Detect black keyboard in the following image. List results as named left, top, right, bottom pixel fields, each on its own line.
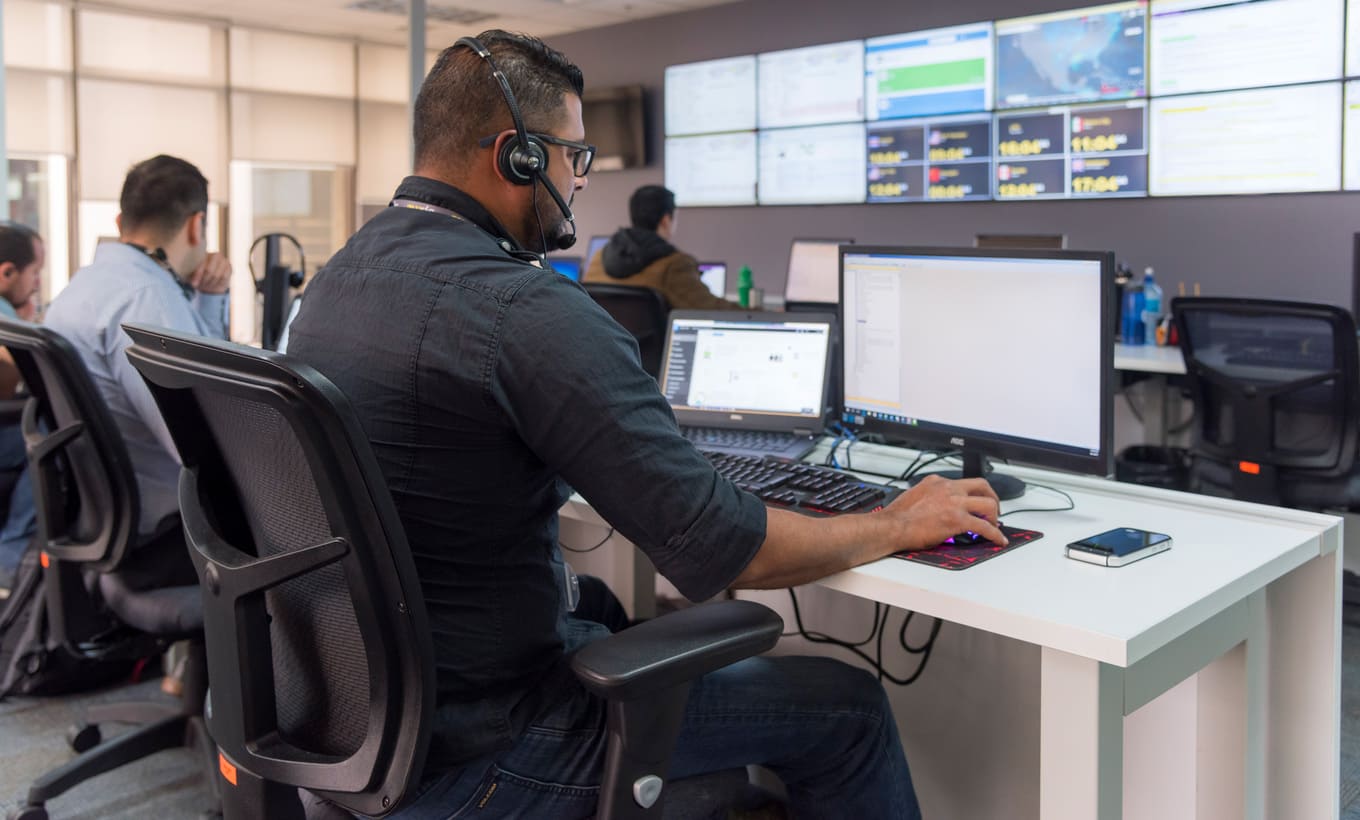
left=684, top=427, right=801, bottom=453
left=703, top=451, right=900, bottom=516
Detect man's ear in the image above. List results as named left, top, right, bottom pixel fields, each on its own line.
left=185, top=211, right=205, bottom=247
left=0, top=262, right=14, bottom=280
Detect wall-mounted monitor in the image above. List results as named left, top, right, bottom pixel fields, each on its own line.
left=867, top=113, right=994, bottom=202
left=758, top=123, right=867, bottom=205
left=1349, top=0, right=1360, bottom=77
left=1149, top=0, right=1343, bottom=97
left=995, top=100, right=1148, bottom=199
left=583, top=85, right=646, bottom=171
left=665, top=132, right=758, bottom=206
left=664, top=55, right=757, bottom=136
left=1150, top=83, right=1342, bottom=196
left=1346, top=81, right=1360, bottom=191
left=864, top=23, right=994, bottom=120
left=758, top=40, right=866, bottom=129
left=995, top=1, right=1147, bottom=109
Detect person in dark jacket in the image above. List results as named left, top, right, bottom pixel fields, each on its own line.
left=583, top=185, right=742, bottom=310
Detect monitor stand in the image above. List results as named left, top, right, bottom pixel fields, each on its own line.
left=909, top=451, right=1026, bottom=501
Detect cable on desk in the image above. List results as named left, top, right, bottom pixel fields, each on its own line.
left=787, top=588, right=939, bottom=686
left=899, top=450, right=961, bottom=482
left=1001, top=483, right=1075, bottom=517
left=561, top=527, right=615, bottom=553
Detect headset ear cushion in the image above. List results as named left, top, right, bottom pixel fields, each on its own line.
left=499, top=135, right=548, bottom=185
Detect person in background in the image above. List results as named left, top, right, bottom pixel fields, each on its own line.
left=0, top=222, right=44, bottom=589
left=45, top=154, right=230, bottom=548
left=583, top=184, right=744, bottom=310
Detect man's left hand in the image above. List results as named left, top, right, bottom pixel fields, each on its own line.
left=188, top=252, right=231, bottom=294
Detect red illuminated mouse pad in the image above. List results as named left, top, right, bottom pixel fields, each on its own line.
left=894, top=525, right=1043, bottom=570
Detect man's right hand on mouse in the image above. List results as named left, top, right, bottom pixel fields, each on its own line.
left=886, top=474, right=1007, bottom=549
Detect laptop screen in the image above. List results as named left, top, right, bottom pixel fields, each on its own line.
left=698, top=262, right=727, bottom=298
left=548, top=257, right=582, bottom=280
left=661, top=313, right=832, bottom=422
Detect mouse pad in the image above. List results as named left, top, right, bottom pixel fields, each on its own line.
left=893, top=525, right=1043, bottom=570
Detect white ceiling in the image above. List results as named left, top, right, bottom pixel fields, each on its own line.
left=81, top=0, right=740, bottom=45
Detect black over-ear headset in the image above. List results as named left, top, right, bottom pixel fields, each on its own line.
left=456, top=36, right=578, bottom=251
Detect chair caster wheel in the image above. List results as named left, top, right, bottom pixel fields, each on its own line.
left=67, top=722, right=101, bottom=753
left=8, top=805, right=49, bottom=820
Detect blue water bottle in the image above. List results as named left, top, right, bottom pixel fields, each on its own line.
left=1141, top=267, right=1163, bottom=346
left=1121, top=284, right=1145, bottom=345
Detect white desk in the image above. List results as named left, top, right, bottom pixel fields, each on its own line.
left=1114, top=343, right=1186, bottom=375
left=560, top=441, right=1341, bottom=820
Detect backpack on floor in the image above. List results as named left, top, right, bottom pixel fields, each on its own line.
left=0, top=545, right=138, bottom=699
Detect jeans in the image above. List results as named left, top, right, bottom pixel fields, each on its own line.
left=0, top=424, right=34, bottom=578
left=390, top=580, right=920, bottom=820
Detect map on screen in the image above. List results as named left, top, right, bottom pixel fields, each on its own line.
left=996, top=2, right=1147, bottom=108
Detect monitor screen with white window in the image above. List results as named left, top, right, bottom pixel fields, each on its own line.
left=665, top=132, right=757, bottom=207
left=664, top=55, right=757, bottom=136
left=757, top=41, right=865, bottom=129
left=785, top=238, right=854, bottom=305
left=840, top=246, right=1113, bottom=490
left=757, top=123, right=867, bottom=205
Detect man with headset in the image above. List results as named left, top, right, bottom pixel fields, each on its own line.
left=288, top=29, right=1002, bottom=818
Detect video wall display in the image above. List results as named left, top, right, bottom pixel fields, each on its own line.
left=664, top=0, right=1360, bottom=206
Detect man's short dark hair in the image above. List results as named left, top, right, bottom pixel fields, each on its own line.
left=0, top=222, right=39, bottom=271
left=414, top=30, right=585, bottom=172
left=119, top=155, right=208, bottom=238
left=630, top=186, right=676, bottom=232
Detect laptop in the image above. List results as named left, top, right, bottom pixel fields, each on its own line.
left=784, top=238, right=853, bottom=311
left=586, top=235, right=609, bottom=267
left=547, top=256, right=583, bottom=281
left=698, top=262, right=727, bottom=299
left=661, top=310, right=836, bottom=460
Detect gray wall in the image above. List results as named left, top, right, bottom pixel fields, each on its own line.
left=547, top=0, right=1359, bottom=305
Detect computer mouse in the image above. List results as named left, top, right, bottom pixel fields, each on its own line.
left=949, top=530, right=986, bottom=546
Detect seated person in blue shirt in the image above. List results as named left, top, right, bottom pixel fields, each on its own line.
left=0, top=222, right=45, bottom=587
left=288, top=30, right=1003, bottom=820
left=45, top=155, right=231, bottom=554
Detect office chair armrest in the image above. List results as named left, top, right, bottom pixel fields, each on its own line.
left=571, top=599, right=782, bottom=702
left=0, top=397, right=26, bottom=425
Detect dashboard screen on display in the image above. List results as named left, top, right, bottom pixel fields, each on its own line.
left=864, top=23, right=994, bottom=120
left=1350, top=0, right=1360, bottom=77
left=995, top=101, right=1148, bottom=199
left=995, top=1, right=1148, bottom=109
left=664, top=55, right=757, bottom=136
left=867, top=113, right=994, bottom=202
left=1346, top=81, right=1360, bottom=191
left=758, top=123, right=868, bottom=205
left=758, top=40, right=865, bottom=128
left=1149, top=0, right=1343, bottom=97
left=1150, top=83, right=1342, bottom=196
left=665, top=133, right=757, bottom=206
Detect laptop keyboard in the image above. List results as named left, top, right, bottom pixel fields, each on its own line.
left=703, top=451, right=898, bottom=516
left=683, top=427, right=801, bottom=453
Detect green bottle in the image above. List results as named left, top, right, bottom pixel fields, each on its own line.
left=738, top=265, right=754, bottom=308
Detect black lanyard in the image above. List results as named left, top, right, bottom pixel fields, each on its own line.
left=123, top=243, right=195, bottom=300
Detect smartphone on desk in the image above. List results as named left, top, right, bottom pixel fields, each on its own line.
left=1066, top=527, right=1171, bottom=567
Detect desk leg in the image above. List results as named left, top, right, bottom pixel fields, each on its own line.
left=1193, top=590, right=1265, bottom=820
left=1265, top=550, right=1341, bottom=820
left=1041, top=647, right=1123, bottom=820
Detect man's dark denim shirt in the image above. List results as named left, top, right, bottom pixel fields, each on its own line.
left=287, top=176, right=766, bottom=770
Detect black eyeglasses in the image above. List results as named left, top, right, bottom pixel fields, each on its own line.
left=478, top=132, right=596, bottom=177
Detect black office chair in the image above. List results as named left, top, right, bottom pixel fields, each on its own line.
left=1172, top=297, right=1360, bottom=508
left=583, top=284, right=670, bottom=379
left=122, top=323, right=784, bottom=820
left=0, top=317, right=213, bottom=820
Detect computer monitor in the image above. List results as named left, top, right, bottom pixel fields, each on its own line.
left=784, top=238, right=854, bottom=308
left=840, top=246, right=1113, bottom=499
left=548, top=257, right=583, bottom=281
left=698, top=262, right=727, bottom=299
left=586, top=235, right=609, bottom=268
left=974, top=233, right=1067, bottom=250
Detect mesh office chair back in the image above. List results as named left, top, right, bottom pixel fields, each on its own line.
left=1173, top=297, right=1360, bottom=506
left=123, top=323, right=434, bottom=819
left=583, top=283, right=671, bottom=379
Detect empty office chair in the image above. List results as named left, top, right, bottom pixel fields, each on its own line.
left=122, top=323, right=783, bottom=819
left=583, top=283, right=670, bottom=379
left=0, top=317, right=212, bottom=820
left=1172, top=297, right=1360, bottom=508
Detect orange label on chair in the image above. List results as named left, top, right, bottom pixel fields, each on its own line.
left=218, top=753, right=238, bottom=786
left=1238, top=461, right=1261, bottom=475
left=39, top=552, right=48, bottom=568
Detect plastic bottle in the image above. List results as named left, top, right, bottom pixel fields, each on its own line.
left=1141, top=267, right=1163, bottom=346
left=1120, top=281, right=1145, bottom=345
left=738, top=265, right=754, bottom=308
